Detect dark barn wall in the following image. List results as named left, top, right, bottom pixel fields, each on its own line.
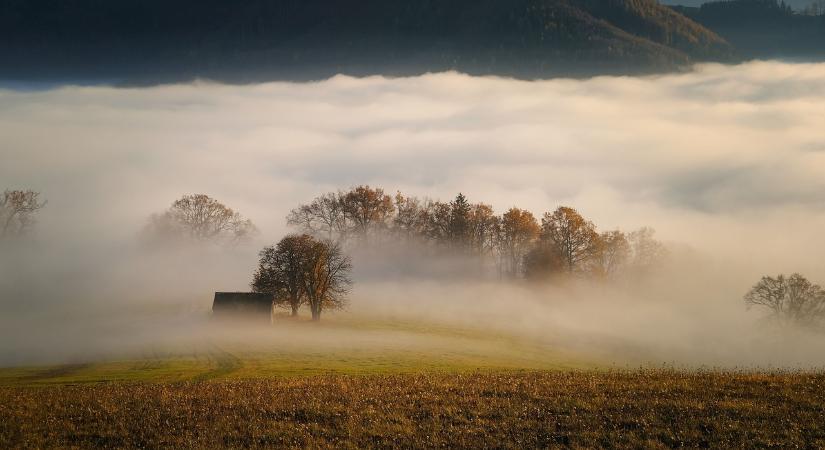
left=212, top=292, right=274, bottom=323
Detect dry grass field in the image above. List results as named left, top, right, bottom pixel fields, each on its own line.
left=2, top=370, right=825, bottom=448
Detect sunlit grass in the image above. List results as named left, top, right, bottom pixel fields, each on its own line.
left=0, top=314, right=592, bottom=386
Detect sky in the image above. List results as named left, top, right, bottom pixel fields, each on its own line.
left=1, top=60, right=825, bottom=367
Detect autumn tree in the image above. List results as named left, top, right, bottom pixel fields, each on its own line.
left=523, top=244, right=564, bottom=280
left=145, top=194, right=256, bottom=244
left=540, top=206, right=601, bottom=274
left=468, top=203, right=499, bottom=257
left=299, top=238, right=353, bottom=321
left=498, top=208, right=540, bottom=277
left=252, top=235, right=315, bottom=316
left=0, top=189, right=46, bottom=238
left=592, top=230, right=631, bottom=278
left=341, top=186, right=394, bottom=243
left=744, top=274, right=825, bottom=326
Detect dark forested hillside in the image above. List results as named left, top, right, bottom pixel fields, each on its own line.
left=671, top=0, right=825, bottom=58
left=0, top=0, right=732, bottom=83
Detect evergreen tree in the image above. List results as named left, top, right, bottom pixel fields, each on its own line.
left=449, top=193, right=471, bottom=250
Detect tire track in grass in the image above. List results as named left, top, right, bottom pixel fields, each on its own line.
left=193, top=343, right=242, bottom=381
left=15, top=363, right=93, bottom=384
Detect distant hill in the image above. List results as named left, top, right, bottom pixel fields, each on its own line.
left=0, top=0, right=733, bottom=83
left=662, top=0, right=813, bottom=10
left=670, top=0, right=825, bottom=58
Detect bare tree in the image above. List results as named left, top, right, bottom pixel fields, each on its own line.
left=252, top=235, right=315, bottom=316
left=744, top=274, right=825, bottom=326
left=145, top=194, right=255, bottom=244
left=540, top=207, right=600, bottom=274
left=1, top=189, right=46, bottom=238
left=299, top=238, right=353, bottom=321
left=498, top=208, right=540, bottom=277
left=287, top=192, right=347, bottom=241
left=392, top=192, right=429, bottom=242
left=628, top=227, right=667, bottom=271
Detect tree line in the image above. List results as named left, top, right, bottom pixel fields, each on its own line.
left=9, top=187, right=824, bottom=327
left=287, top=185, right=667, bottom=280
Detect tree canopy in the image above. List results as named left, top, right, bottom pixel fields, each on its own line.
left=288, top=186, right=667, bottom=281
left=252, top=234, right=352, bottom=321
left=0, top=189, right=46, bottom=238
left=744, top=273, right=825, bottom=327
left=144, top=194, right=256, bottom=245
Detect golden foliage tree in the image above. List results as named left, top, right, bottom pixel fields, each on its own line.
left=540, top=206, right=601, bottom=274
left=499, top=208, right=540, bottom=277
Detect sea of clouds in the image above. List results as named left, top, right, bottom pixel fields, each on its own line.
left=1, top=61, right=824, bottom=367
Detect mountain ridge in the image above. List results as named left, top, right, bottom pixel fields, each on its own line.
left=0, top=0, right=734, bottom=83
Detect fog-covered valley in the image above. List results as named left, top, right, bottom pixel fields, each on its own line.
left=2, top=61, right=825, bottom=368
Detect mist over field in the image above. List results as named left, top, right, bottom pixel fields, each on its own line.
left=2, top=61, right=825, bottom=368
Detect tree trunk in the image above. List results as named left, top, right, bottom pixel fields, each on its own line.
left=291, top=303, right=299, bottom=317
left=310, top=302, right=321, bottom=321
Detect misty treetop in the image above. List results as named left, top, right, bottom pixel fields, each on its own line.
left=142, top=194, right=256, bottom=246
left=0, top=189, right=46, bottom=239
left=745, top=273, right=825, bottom=327
left=288, top=186, right=667, bottom=281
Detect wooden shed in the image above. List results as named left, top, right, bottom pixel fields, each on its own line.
left=212, top=292, right=274, bottom=323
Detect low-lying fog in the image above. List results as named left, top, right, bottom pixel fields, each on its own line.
left=1, top=61, right=824, bottom=368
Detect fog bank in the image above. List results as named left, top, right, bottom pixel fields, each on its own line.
left=1, top=61, right=825, bottom=368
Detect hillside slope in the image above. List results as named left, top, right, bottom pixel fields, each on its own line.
left=672, top=0, right=825, bottom=58
left=0, top=0, right=733, bottom=83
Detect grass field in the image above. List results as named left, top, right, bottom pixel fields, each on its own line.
left=2, top=315, right=825, bottom=448
left=0, top=314, right=591, bottom=386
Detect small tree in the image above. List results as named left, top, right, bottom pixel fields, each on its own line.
left=744, top=273, right=825, bottom=327
left=1, top=189, right=46, bottom=238
left=252, top=235, right=314, bottom=316
left=252, top=234, right=352, bottom=321
left=299, top=238, right=353, bottom=321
